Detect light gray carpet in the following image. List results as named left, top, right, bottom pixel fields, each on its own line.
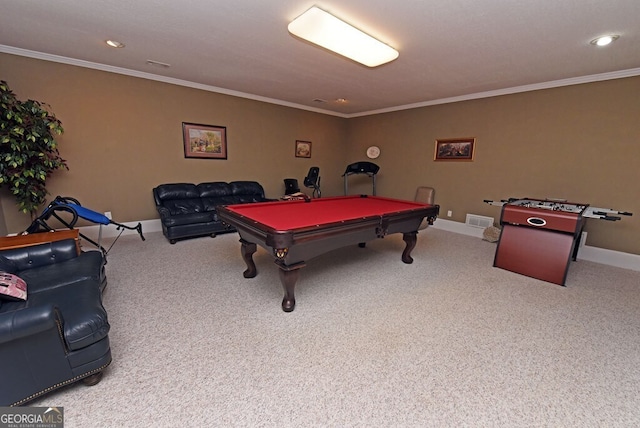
left=31, top=228, right=640, bottom=427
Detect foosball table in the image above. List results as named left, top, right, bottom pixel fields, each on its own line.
left=484, top=198, right=632, bottom=285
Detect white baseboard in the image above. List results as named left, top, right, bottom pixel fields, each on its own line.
left=75, top=217, right=638, bottom=272
left=78, top=219, right=162, bottom=242
left=431, top=218, right=486, bottom=239
left=576, top=245, right=640, bottom=271
left=430, top=218, right=640, bottom=272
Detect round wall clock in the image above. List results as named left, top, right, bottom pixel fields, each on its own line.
left=366, top=145, right=380, bottom=159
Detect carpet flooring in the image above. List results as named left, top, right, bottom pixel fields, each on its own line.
left=30, top=228, right=640, bottom=427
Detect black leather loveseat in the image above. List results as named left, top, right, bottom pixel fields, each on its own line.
left=0, top=231, right=111, bottom=406
left=153, top=181, right=272, bottom=244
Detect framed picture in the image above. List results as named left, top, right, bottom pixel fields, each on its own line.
left=295, top=140, right=312, bottom=158
left=182, top=122, right=227, bottom=159
left=434, top=138, right=475, bottom=161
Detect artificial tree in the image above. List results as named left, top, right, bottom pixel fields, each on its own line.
left=0, top=80, right=68, bottom=220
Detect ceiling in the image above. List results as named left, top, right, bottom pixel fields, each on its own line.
left=1, top=0, right=639, bottom=117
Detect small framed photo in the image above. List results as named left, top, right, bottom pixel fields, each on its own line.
left=434, top=138, right=475, bottom=161
left=183, top=122, right=227, bottom=159
left=295, top=140, right=312, bottom=158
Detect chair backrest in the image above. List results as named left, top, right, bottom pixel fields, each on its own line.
left=284, top=178, right=300, bottom=195
left=415, top=186, right=435, bottom=230
left=415, top=186, right=435, bottom=205
left=303, top=167, right=320, bottom=188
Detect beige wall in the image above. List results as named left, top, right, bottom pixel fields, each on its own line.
left=346, top=79, right=640, bottom=254
left=1, top=53, right=638, bottom=254
left=0, top=53, right=348, bottom=230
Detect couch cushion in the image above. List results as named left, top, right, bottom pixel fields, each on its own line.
left=230, top=181, right=264, bottom=197
left=162, top=198, right=205, bottom=216
left=197, top=183, right=237, bottom=211
left=230, top=181, right=267, bottom=203
left=17, top=251, right=105, bottom=294
left=197, top=182, right=232, bottom=198
left=201, top=196, right=239, bottom=211
left=0, top=256, right=18, bottom=274
left=161, top=212, right=214, bottom=227
left=0, top=239, right=80, bottom=272
left=154, top=183, right=199, bottom=200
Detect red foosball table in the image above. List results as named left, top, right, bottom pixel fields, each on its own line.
left=484, top=198, right=632, bottom=286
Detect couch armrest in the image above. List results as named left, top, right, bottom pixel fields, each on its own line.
left=0, top=304, right=60, bottom=345
left=156, top=205, right=172, bottom=220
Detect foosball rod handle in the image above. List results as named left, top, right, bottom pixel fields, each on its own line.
left=592, top=209, right=633, bottom=217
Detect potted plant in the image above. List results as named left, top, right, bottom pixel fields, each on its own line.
left=0, top=80, right=68, bottom=220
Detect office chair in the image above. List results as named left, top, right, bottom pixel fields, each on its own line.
left=284, top=178, right=301, bottom=195
left=303, top=167, right=321, bottom=198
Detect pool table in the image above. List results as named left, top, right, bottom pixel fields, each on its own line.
left=217, top=195, right=439, bottom=312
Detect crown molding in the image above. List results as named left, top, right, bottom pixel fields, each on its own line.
left=348, top=67, right=640, bottom=118
left=0, top=45, right=347, bottom=118
left=2, top=44, right=640, bottom=119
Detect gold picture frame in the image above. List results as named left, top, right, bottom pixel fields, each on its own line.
left=295, top=140, right=312, bottom=158
left=434, top=138, right=475, bottom=161
left=183, top=122, right=227, bottom=159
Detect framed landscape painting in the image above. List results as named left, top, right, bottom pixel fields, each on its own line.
left=434, top=138, right=475, bottom=161
left=183, top=122, right=227, bottom=159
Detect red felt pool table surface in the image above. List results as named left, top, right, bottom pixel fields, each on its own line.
left=222, top=195, right=429, bottom=230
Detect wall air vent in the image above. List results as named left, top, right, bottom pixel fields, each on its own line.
left=465, top=214, right=495, bottom=229
left=146, top=60, right=171, bottom=68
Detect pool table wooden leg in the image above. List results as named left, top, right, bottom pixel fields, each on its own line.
left=402, top=232, right=417, bottom=264
left=277, top=262, right=305, bottom=312
left=240, top=239, right=258, bottom=278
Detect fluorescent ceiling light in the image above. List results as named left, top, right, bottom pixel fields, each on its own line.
left=288, top=6, right=399, bottom=67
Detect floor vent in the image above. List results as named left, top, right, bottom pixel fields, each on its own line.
left=465, top=214, right=495, bottom=229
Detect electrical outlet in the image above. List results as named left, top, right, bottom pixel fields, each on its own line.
left=104, top=211, right=112, bottom=220
left=447, top=210, right=452, bottom=217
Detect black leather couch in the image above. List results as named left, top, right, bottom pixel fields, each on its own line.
left=0, top=235, right=111, bottom=406
left=153, top=181, right=272, bottom=244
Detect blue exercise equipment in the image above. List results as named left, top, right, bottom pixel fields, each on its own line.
left=26, top=196, right=145, bottom=254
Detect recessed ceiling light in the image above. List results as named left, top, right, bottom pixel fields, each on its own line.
left=106, top=40, right=125, bottom=48
left=590, top=35, right=619, bottom=47
left=336, top=98, right=348, bottom=103
left=288, top=6, right=399, bottom=67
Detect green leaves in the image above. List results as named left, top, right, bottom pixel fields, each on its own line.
left=0, top=80, right=67, bottom=218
